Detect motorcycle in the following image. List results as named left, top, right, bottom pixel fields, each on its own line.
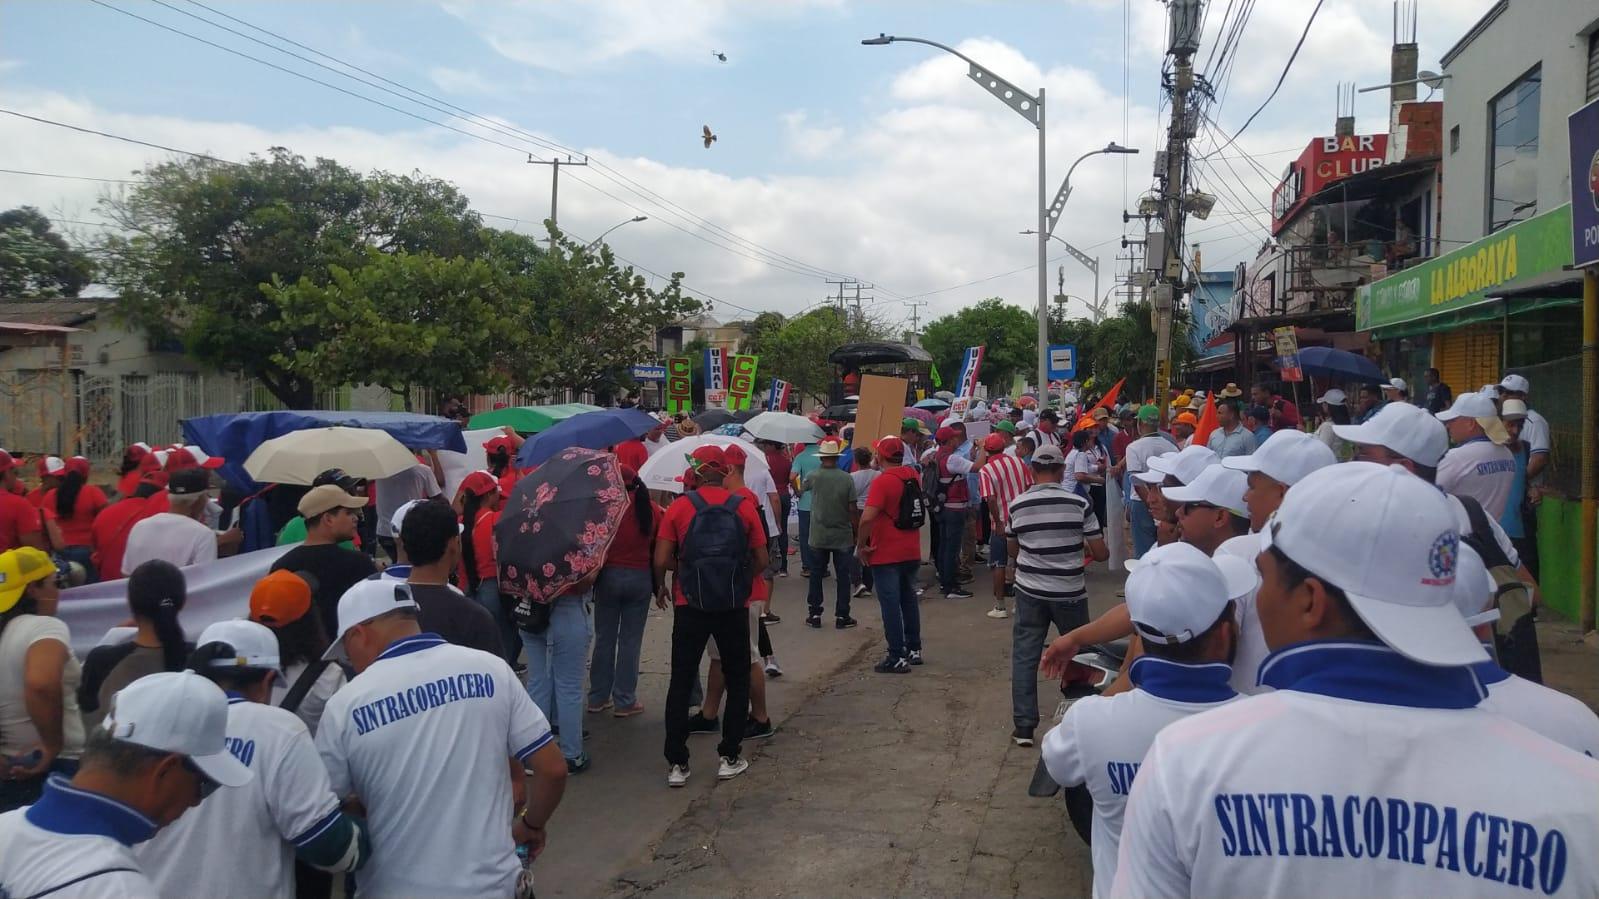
left=1026, top=640, right=1129, bottom=845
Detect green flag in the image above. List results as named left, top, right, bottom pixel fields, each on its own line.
left=930, top=361, right=943, bottom=388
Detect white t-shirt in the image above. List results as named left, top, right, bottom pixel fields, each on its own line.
left=316, top=634, right=552, bottom=898
left=121, top=512, right=217, bottom=572
left=0, top=615, right=84, bottom=758
left=643, top=434, right=671, bottom=458
left=1122, top=435, right=1177, bottom=504
left=1043, top=658, right=1240, bottom=899
left=1438, top=438, right=1516, bottom=519
left=1476, top=664, right=1599, bottom=758
left=1071, top=444, right=1105, bottom=486
left=1521, top=409, right=1551, bottom=456
left=740, top=467, right=781, bottom=536
left=269, top=660, right=348, bottom=736
left=1216, top=532, right=1270, bottom=695
left=139, top=698, right=342, bottom=899
left=1111, top=642, right=1599, bottom=898
left=0, top=779, right=160, bottom=898
left=375, top=464, right=442, bottom=538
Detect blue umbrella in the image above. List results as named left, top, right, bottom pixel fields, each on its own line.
left=1291, top=346, right=1385, bottom=385
left=516, top=407, right=662, bottom=468
left=913, top=397, right=951, bottom=410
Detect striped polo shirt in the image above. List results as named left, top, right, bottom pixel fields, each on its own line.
left=1007, top=482, right=1102, bottom=601
left=979, top=454, right=1032, bottom=527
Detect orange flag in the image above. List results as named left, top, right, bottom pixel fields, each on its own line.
left=1073, top=376, right=1128, bottom=432
left=1191, top=392, right=1220, bottom=447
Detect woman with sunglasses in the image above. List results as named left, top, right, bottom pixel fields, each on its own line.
left=0, top=547, right=83, bottom=811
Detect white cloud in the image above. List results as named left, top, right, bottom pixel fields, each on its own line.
left=0, top=59, right=21, bottom=73
left=781, top=110, right=842, bottom=159
left=440, top=0, right=842, bottom=73
left=428, top=66, right=503, bottom=96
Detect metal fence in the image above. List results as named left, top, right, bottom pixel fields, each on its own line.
left=1505, top=354, right=1581, bottom=498
left=0, top=370, right=594, bottom=469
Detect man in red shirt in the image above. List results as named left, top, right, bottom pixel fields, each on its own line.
left=653, top=445, right=769, bottom=787
left=854, top=437, right=927, bottom=674
left=89, top=474, right=165, bottom=579
left=0, top=450, right=46, bottom=552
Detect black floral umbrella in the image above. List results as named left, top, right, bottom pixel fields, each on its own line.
left=495, top=447, right=627, bottom=627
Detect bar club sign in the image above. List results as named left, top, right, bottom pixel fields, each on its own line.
left=1271, top=134, right=1389, bottom=233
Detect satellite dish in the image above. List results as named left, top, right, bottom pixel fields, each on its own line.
left=1418, top=70, right=1445, bottom=90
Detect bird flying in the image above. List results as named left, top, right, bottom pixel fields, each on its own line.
left=702, top=125, right=717, bottom=149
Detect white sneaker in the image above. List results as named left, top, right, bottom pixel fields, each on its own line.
left=852, top=584, right=871, bottom=597
left=986, top=606, right=1010, bottom=619
left=763, top=656, right=784, bottom=678
left=717, top=755, right=749, bottom=780
left=667, top=764, right=690, bottom=788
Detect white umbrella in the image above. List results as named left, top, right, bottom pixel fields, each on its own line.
left=743, top=411, right=824, bottom=445
left=244, top=426, right=417, bottom=485
left=638, top=434, right=771, bottom=494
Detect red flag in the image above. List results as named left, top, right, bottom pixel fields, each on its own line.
left=1090, top=377, right=1126, bottom=413
left=1191, top=392, right=1220, bottom=447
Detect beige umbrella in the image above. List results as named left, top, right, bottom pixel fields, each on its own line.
left=244, top=427, right=417, bottom=486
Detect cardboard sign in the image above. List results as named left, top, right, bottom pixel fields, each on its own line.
left=855, top=374, right=909, bottom=451
left=1273, top=326, right=1303, bottom=382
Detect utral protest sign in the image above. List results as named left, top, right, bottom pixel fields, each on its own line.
left=1571, top=98, right=1599, bottom=269
left=1356, top=204, right=1573, bottom=331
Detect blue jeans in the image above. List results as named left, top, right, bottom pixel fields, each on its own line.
left=872, top=559, right=922, bottom=659
left=1011, top=590, right=1088, bottom=729
left=807, top=547, right=853, bottom=619
left=1129, top=500, right=1157, bottom=559
left=589, top=567, right=651, bottom=709
left=474, top=579, right=519, bottom=665
left=796, top=509, right=818, bottom=573
left=521, top=593, right=593, bottom=761
left=776, top=494, right=792, bottom=570
left=935, top=508, right=966, bottom=592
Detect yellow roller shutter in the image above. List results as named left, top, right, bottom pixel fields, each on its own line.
left=1431, top=324, right=1501, bottom=395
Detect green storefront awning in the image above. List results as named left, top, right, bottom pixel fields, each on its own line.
left=1356, top=204, right=1574, bottom=333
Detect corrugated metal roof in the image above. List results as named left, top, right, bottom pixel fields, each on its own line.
left=0, top=299, right=100, bottom=327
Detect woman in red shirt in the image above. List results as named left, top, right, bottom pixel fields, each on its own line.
left=43, top=458, right=108, bottom=582
left=458, top=470, right=515, bottom=666
left=587, top=465, right=660, bottom=718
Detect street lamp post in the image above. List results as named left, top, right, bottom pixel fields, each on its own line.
left=585, top=215, right=648, bottom=251
left=861, top=32, right=1051, bottom=392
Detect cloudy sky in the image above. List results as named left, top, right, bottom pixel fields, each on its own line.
left=1, top=0, right=1496, bottom=332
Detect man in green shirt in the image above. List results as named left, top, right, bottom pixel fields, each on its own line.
left=804, top=438, right=858, bottom=629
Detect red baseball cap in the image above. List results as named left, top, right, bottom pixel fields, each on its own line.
left=0, top=450, right=18, bottom=472
left=688, top=445, right=729, bottom=473
left=874, top=436, right=905, bottom=459
left=460, top=470, right=500, bottom=497
left=67, top=456, right=90, bottom=478
left=935, top=426, right=957, bottom=443
left=722, top=444, right=748, bottom=466
left=166, top=446, right=224, bottom=471
left=483, top=435, right=516, bottom=455
left=37, top=456, right=67, bottom=478
left=983, top=434, right=1006, bottom=452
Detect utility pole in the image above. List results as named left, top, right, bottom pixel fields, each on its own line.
left=826, top=278, right=855, bottom=315
left=904, top=300, right=929, bottom=344
left=1153, top=0, right=1203, bottom=404
left=526, top=154, right=588, bottom=253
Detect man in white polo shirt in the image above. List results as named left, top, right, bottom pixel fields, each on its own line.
left=1042, top=542, right=1254, bottom=898
left=1497, top=374, right=1550, bottom=482
left=1112, top=463, right=1599, bottom=897
left=139, top=619, right=368, bottom=897
left=1450, top=544, right=1599, bottom=757
left=315, top=578, right=568, bottom=898
left=0, top=671, right=252, bottom=898
left=1217, top=429, right=1337, bottom=692
left=1435, top=392, right=1516, bottom=518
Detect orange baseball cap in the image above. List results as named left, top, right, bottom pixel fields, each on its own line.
left=249, top=570, right=313, bottom=626
left=1175, top=412, right=1199, bottom=426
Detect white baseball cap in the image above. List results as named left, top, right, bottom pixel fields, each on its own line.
left=1477, top=384, right=1500, bottom=399
left=1385, top=377, right=1408, bottom=394
left=1138, top=444, right=1219, bottom=486
left=323, top=577, right=419, bottom=662
left=195, top=619, right=283, bottom=677
left=390, top=498, right=461, bottom=539
left=1450, top=543, right=1501, bottom=629
left=1498, top=373, right=1530, bottom=394
left=1315, top=388, right=1347, bottom=406
left=1159, top=464, right=1248, bottom=517
left=1435, top=392, right=1510, bottom=444
left=1500, top=398, right=1529, bottom=420
left=102, top=671, right=254, bottom=788
left=1222, top=429, right=1337, bottom=487
left=1331, top=401, right=1449, bottom=467
left=1260, top=462, right=1487, bottom=666
left=1123, top=542, right=1258, bottom=645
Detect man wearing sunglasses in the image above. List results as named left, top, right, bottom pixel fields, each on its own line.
left=0, top=671, right=251, bottom=897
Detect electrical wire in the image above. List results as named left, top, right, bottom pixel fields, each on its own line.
left=1202, top=0, right=1325, bottom=160
left=0, top=167, right=138, bottom=184
left=0, top=108, right=239, bottom=165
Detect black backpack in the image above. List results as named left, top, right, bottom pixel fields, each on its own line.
left=919, top=459, right=947, bottom=515
left=893, top=475, right=928, bottom=530
left=678, top=492, right=754, bottom=612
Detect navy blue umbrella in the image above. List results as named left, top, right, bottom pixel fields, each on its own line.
left=516, top=407, right=662, bottom=468
left=1289, top=346, right=1385, bottom=385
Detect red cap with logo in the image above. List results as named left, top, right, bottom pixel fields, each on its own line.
left=688, top=445, right=729, bottom=473
left=166, top=446, right=224, bottom=471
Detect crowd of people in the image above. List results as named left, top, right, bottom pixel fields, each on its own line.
left=0, top=363, right=1590, bottom=896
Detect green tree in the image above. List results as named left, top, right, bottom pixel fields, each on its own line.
left=760, top=307, right=891, bottom=407
left=262, top=251, right=515, bottom=408
left=504, top=228, right=701, bottom=401
left=96, top=148, right=485, bottom=406
left=920, top=298, right=1038, bottom=395
left=1083, top=298, right=1194, bottom=400
left=0, top=207, right=95, bottom=297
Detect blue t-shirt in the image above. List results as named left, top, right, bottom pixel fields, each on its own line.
left=1500, top=444, right=1528, bottom=538
left=1252, top=425, right=1273, bottom=448
left=792, top=445, right=821, bottom=512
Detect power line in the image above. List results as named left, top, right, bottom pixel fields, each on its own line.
left=0, top=108, right=238, bottom=165
left=1201, top=0, right=1324, bottom=160
left=0, top=167, right=138, bottom=184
